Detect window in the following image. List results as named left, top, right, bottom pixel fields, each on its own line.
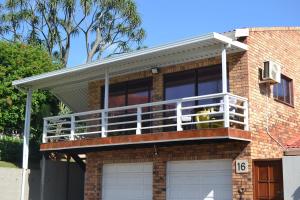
left=102, top=78, right=152, bottom=108
left=101, top=78, right=152, bottom=135
left=164, top=65, right=224, bottom=102
left=163, top=65, right=225, bottom=131
left=273, top=75, right=293, bottom=106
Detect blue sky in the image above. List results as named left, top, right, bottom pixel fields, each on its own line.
left=67, top=0, right=300, bottom=67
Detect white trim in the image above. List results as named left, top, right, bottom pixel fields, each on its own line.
left=12, top=32, right=247, bottom=89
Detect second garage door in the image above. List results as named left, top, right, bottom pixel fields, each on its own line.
left=102, top=162, right=152, bottom=200
left=167, top=160, right=232, bottom=200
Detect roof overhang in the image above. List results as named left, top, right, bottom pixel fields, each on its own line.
left=12, top=32, right=248, bottom=112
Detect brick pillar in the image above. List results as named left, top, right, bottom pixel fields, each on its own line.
left=152, top=73, right=163, bottom=102
left=152, top=73, right=164, bottom=133
left=84, top=153, right=102, bottom=200
left=153, top=158, right=167, bottom=200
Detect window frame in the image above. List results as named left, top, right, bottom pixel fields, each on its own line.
left=273, top=74, right=294, bottom=107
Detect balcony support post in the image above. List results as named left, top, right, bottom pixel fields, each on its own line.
left=243, top=101, right=249, bottom=131
left=20, top=89, right=32, bottom=200
left=176, top=101, right=183, bottom=131
left=223, top=94, right=230, bottom=128
left=42, top=119, right=47, bottom=143
left=221, top=44, right=228, bottom=94
left=222, top=45, right=230, bottom=128
left=70, top=115, right=75, bottom=140
left=136, top=107, right=142, bottom=134
left=102, top=67, right=109, bottom=137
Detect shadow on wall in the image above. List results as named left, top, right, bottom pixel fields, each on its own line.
left=293, top=187, right=300, bottom=200
left=28, top=160, right=84, bottom=200
left=28, top=169, right=41, bottom=200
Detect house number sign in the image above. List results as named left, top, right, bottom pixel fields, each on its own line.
left=236, top=160, right=249, bottom=173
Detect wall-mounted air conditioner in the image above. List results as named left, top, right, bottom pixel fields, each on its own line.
left=262, top=61, right=281, bottom=84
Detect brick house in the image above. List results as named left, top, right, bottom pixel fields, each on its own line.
left=13, top=27, right=300, bottom=200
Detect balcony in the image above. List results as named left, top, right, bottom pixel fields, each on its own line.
left=41, top=93, right=250, bottom=150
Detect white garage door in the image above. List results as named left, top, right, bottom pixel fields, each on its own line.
left=167, top=160, right=232, bottom=200
left=102, top=162, right=153, bottom=200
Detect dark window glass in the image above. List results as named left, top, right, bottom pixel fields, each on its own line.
left=164, top=70, right=195, bottom=113
left=163, top=65, right=224, bottom=131
left=165, top=70, right=195, bottom=100
left=197, top=66, right=222, bottom=104
left=164, top=65, right=223, bottom=101
left=101, top=78, right=152, bottom=135
left=102, top=78, right=152, bottom=108
left=273, top=75, right=293, bottom=105
left=109, top=87, right=126, bottom=108
left=127, top=80, right=151, bottom=106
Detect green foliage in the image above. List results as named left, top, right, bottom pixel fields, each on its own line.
left=0, top=41, right=60, bottom=138
left=0, top=0, right=146, bottom=65
left=0, top=135, right=22, bottom=164
left=0, top=135, right=40, bottom=166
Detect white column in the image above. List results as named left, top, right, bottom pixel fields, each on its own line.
left=222, top=45, right=227, bottom=93
left=222, top=46, right=230, bottom=128
left=20, top=89, right=33, bottom=200
left=104, top=67, right=109, bottom=110
left=176, top=101, right=183, bottom=131
left=70, top=115, right=75, bottom=140
left=136, top=107, right=142, bottom=135
left=102, top=67, right=109, bottom=137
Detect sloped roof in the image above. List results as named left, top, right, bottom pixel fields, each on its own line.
left=12, top=32, right=248, bottom=112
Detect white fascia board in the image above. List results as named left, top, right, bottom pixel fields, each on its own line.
left=235, top=28, right=249, bottom=38
left=213, top=32, right=248, bottom=50
left=12, top=32, right=247, bottom=89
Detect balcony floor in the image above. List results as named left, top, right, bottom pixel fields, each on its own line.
left=40, top=128, right=251, bottom=151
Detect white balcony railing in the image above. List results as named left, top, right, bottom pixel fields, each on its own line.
left=42, top=93, right=249, bottom=143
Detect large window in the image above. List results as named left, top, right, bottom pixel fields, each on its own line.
left=163, top=65, right=225, bottom=131
left=102, top=78, right=152, bottom=108
left=101, top=78, right=152, bottom=135
left=164, top=65, right=224, bottom=101
left=273, top=75, right=293, bottom=106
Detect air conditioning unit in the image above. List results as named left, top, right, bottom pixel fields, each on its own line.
left=262, top=61, right=281, bottom=84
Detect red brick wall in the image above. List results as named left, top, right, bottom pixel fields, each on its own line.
left=87, top=52, right=249, bottom=109
left=247, top=28, right=300, bottom=158
left=84, top=141, right=252, bottom=200
left=85, top=43, right=251, bottom=200
left=84, top=27, right=300, bottom=200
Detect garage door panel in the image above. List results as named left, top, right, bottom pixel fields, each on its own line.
left=167, top=160, right=232, bottom=171
left=168, top=172, right=231, bottom=185
left=102, top=162, right=152, bottom=200
left=167, top=160, right=232, bottom=200
left=103, top=173, right=151, bottom=185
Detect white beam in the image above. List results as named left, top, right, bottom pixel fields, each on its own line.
left=20, top=89, right=33, bottom=200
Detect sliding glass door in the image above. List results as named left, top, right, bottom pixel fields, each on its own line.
left=102, top=78, right=152, bottom=135
left=164, top=65, right=224, bottom=131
